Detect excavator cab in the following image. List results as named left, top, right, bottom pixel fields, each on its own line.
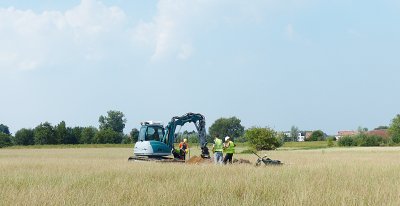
left=138, top=122, right=164, bottom=142
left=134, top=121, right=171, bottom=156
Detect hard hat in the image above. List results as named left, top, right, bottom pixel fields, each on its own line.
left=183, top=138, right=187, bottom=143
left=225, top=136, right=230, bottom=141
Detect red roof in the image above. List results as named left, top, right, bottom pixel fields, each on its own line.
left=338, top=131, right=358, bottom=136
left=367, top=130, right=389, bottom=138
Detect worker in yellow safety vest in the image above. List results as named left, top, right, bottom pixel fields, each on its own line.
left=223, top=136, right=235, bottom=164
left=212, top=134, right=223, bottom=164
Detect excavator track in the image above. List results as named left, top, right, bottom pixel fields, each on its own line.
left=128, top=156, right=185, bottom=163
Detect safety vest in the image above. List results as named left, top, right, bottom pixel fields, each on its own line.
left=225, top=141, right=235, bottom=154
left=214, top=138, right=223, bottom=152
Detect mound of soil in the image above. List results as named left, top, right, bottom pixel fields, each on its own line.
left=186, top=156, right=212, bottom=164
left=233, top=158, right=252, bottom=164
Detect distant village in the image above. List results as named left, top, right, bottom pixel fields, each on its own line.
left=283, top=128, right=388, bottom=142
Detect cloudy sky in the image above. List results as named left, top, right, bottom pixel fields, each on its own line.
left=1, top=0, right=400, bottom=134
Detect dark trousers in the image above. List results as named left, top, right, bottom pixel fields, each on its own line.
left=180, top=149, right=186, bottom=160
left=223, top=153, right=233, bottom=164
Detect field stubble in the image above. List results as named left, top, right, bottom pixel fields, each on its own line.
left=1, top=147, right=400, bottom=205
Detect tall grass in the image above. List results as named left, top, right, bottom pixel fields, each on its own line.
left=1, top=147, right=400, bottom=205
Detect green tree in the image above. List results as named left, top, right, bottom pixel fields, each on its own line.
left=374, top=126, right=389, bottom=130
left=80, top=127, right=98, bottom=144
left=13, top=128, right=34, bottom=145
left=389, top=114, right=400, bottom=143
left=94, top=128, right=123, bottom=144
left=338, top=136, right=357, bottom=146
left=34, top=122, right=56, bottom=145
left=307, top=130, right=325, bottom=141
left=0, top=124, right=10, bottom=135
left=122, top=134, right=132, bottom=144
left=209, top=117, right=244, bottom=141
left=187, top=133, right=199, bottom=143
left=244, top=127, right=283, bottom=150
left=64, top=127, right=82, bottom=144
left=99, top=110, right=127, bottom=133
left=290, top=125, right=299, bottom=142
left=0, top=132, right=12, bottom=148
left=129, top=128, right=139, bottom=143
left=55, top=121, right=67, bottom=144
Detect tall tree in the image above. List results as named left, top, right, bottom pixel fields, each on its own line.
left=13, top=128, right=34, bottom=145
left=0, top=124, right=10, bottom=135
left=129, top=128, right=139, bottom=143
left=80, top=127, right=98, bottom=144
left=290, top=125, right=299, bottom=142
left=389, top=114, right=400, bottom=142
left=307, top=130, right=326, bottom=141
left=0, top=132, right=12, bottom=148
left=99, top=110, right=127, bottom=133
left=34, top=122, right=56, bottom=145
left=64, top=127, right=82, bottom=144
left=208, top=117, right=244, bottom=141
left=55, top=121, right=67, bottom=144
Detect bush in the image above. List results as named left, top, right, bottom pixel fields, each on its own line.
left=0, top=133, right=12, bottom=148
left=391, top=135, right=400, bottom=144
left=121, top=134, right=132, bottom=144
left=338, top=136, right=357, bottom=146
left=94, top=129, right=123, bottom=144
left=13, top=128, right=34, bottom=145
left=244, top=127, right=282, bottom=150
left=338, top=134, right=386, bottom=147
left=327, top=138, right=334, bottom=147
left=359, top=134, right=382, bottom=146
left=307, top=130, right=326, bottom=141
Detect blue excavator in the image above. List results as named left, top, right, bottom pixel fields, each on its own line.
left=128, top=112, right=210, bottom=162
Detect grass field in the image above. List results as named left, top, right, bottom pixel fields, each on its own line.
left=1, top=145, right=400, bottom=205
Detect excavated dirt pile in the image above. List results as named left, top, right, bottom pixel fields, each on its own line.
left=233, top=158, right=252, bottom=164
left=186, top=156, right=212, bottom=164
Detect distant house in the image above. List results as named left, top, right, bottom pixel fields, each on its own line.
left=283, top=131, right=313, bottom=142
left=367, top=129, right=389, bottom=138
left=336, top=131, right=358, bottom=139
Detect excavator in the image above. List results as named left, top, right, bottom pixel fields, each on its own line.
left=128, top=112, right=210, bottom=162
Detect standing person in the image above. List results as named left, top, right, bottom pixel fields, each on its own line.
left=223, top=136, right=235, bottom=164
left=212, top=135, right=223, bottom=164
left=179, top=138, right=189, bottom=160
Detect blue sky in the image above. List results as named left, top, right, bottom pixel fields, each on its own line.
left=1, top=0, right=399, bottom=135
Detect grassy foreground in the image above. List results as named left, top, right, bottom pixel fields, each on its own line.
left=1, top=146, right=400, bottom=205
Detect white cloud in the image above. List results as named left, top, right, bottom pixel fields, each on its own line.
left=177, top=43, right=193, bottom=60
left=285, top=23, right=295, bottom=40
left=0, top=0, right=127, bottom=71
left=132, top=0, right=284, bottom=61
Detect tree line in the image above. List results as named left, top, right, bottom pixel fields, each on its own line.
left=3, top=112, right=400, bottom=150
left=0, top=111, right=139, bottom=147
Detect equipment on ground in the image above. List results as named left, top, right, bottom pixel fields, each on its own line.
left=252, top=151, right=283, bottom=166
left=129, top=112, right=210, bottom=162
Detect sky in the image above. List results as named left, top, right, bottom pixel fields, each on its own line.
left=1, top=0, right=400, bottom=135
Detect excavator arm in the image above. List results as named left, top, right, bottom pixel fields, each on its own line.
left=161, top=112, right=210, bottom=158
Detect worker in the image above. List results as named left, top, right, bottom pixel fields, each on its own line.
left=179, top=138, right=189, bottom=160
left=223, top=136, right=235, bottom=164
left=212, top=134, right=223, bottom=164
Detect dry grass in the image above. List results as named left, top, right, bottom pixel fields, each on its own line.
left=1, top=147, right=400, bottom=205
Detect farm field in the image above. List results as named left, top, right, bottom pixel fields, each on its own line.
left=1, top=145, right=400, bottom=205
